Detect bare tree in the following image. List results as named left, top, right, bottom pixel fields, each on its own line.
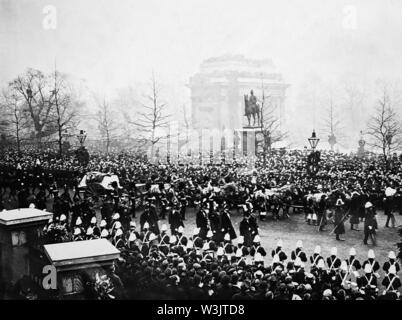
left=8, top=68, right=57, bottom=144
left=48, top=69, right=81, bottom=156
left=95, top=99, right=118, bottom=154
left=257, top=84, right=287, bottom=156
left=366, top=86, right=402, bottom=162
left=0, top=89, right=29, bottom=153
left=129, top=73, right=171, bottom=158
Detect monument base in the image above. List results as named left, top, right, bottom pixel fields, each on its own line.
left=236, top=127, right=262, bottom=157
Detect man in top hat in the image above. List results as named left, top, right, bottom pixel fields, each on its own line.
left=239, top=210, right=258, bottom=247
left=220, top=206, right=237, bottom=241
left=196, top=202, right=209, bottom=240
left=333, top=198, right=346, bottom=241
left=140, top=205, right=160, bottom=235
left=383, top=251, right=400, bottom=274
left=169, top=201, right=184, bottom=236
left=363, top=201, right=377, bottom=245
left=291, top=240, right=307, bottom=263
left=327, top=247, right=342, bottom=271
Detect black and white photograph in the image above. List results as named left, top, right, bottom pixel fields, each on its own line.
left=1, top=0, right=402, bottom=304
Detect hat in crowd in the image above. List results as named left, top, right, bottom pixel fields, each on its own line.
left=91, top=217, right=97, bottom=224
left=368, top=249, right=375, bottom=259
left=143, top=222, right=150, bottom=229
left=193, top=227, right=200, bottom=236
left=349, top=248, right=356, bottom=256
left=86, top=227, right=93, bottom=236
left=130, top=221, right=136, bottom=228
left=161, top=224, right=168, bottom=232
left=114, top=221, right=122, bottom=229
left=74, top=227, right=81, bottom=235
left=206, top=230, right=213, bottom=238
left=128, top=232, right=136, bottom=242
left=60, top=214, right=67, bottom=222
left=277, top=239, right=283, bottom=247
left=76, top=217, right=82, bottom=226
left=323, top=289, right=332, bottom=297
left=178, top=226, right=184, bottom=233
left=238, top=236, right=244, bottom=245
left=100, top=220, right=107, bottom=228
left=365, top=202, right=373, bottom=209
left=113, top=213, right=120, bottom=220
left=388, top=251, right=396, bottom=260
left=335, top=199, right=344, bottom=206
left=253, top=235, right=261, bottom=243
left=224, top=233, right=230, bottom=241
left=149, top=233, right=157, bottom=242
left=296, top=240, right=303, bottom=248
left=314, top=245, right=321, bottom=254
left=29, top=203, right=35, bottom=209
left=217, top=247, right=224, bottom=256
left=101, top=229, right=109, bottom=238
left=364, top=264, right=372, bottom=273
left=330, top=247, right=337, bottom=256
left=115, top=229, right=123, bottom=237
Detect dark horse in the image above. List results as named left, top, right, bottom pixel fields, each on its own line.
left=244, top=94, right=260, bottom=127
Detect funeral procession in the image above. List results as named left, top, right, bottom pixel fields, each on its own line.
left=1, top=0, right=402, bottom=302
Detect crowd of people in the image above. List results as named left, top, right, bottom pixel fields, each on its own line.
left=1, top=147, right=402, bottom=299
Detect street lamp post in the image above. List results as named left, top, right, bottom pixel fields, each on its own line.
left=307, top=130, right=320, bottom=175
left=308, top=130, right=320, bottom=151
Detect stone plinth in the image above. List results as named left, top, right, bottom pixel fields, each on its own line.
left=0, top=208, right=53, bottom=286
left=43, top=239, right=120, bottom=298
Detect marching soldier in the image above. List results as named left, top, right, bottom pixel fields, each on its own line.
left=310, top=245, right=324, bottom=268
left=326, top=247, right=342, bottom=272
left=290, top=240, right=307, bottom=263
left=271, top=239, right=288, bottom=263
left=345, top=248, right=362, bottom=276
left=383, top=251, right=400, bottom=274
left=363, top=202, right=377, bottom=245
left=333, top=198, right=346, bottom=241
left=381, top=265, right=401, bottom=294
left=249, top=235, right=266, bottom=257
left=357, top=264, right=377, bottom=290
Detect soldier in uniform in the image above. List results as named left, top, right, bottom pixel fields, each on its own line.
left=363, top=201, right=377, bottom=245
left=113, top=228, right=126, bottom=249
left=381, top=265, right=401, bottom=294
left=220, top=207, right=237, bottom=241
left=271, top=239, right=288, bottom=263
left=326, top=247, right=342, bottom=272
left=383, top=251, right=400, bottom=274
left=239, top=209, right=258, bottom=248
left=176, top=226, right=188, bottom=249
left=333, top=198, right=346, bottom=241
left=196, top=202, right=209, bottom=240
left=158, top=224, right=170, bottom=256
left=310, top=245, right=324, bottom=268
left=345, top=248, right=362, bottom=277
left=90, top=216, right=101, bottom=238
left=73, top=227, right=84, bottom=241
left=290, top=241, right=307, bottom=263
left=362, top=249, right=380, bottom=277
left=168, top=202, right=184, bottom=235
left=357, top=264, right=377, bottom=291
left=249, top=235, right=266, bottom=257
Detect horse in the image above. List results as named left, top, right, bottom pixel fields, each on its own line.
left=244, top=94, right=261, bottom=126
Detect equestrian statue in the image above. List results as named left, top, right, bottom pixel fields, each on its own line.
left=244, top=90, right=261, bottom=127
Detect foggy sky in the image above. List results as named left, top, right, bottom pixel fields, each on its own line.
left=1, top=0, right=402, bottom=149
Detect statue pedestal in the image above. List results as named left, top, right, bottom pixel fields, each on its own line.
left=43, top=239, right=120, bottom=299
left=236, top=127, right=262, bottom=157
left=0, top=208, right=52, bottom=287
